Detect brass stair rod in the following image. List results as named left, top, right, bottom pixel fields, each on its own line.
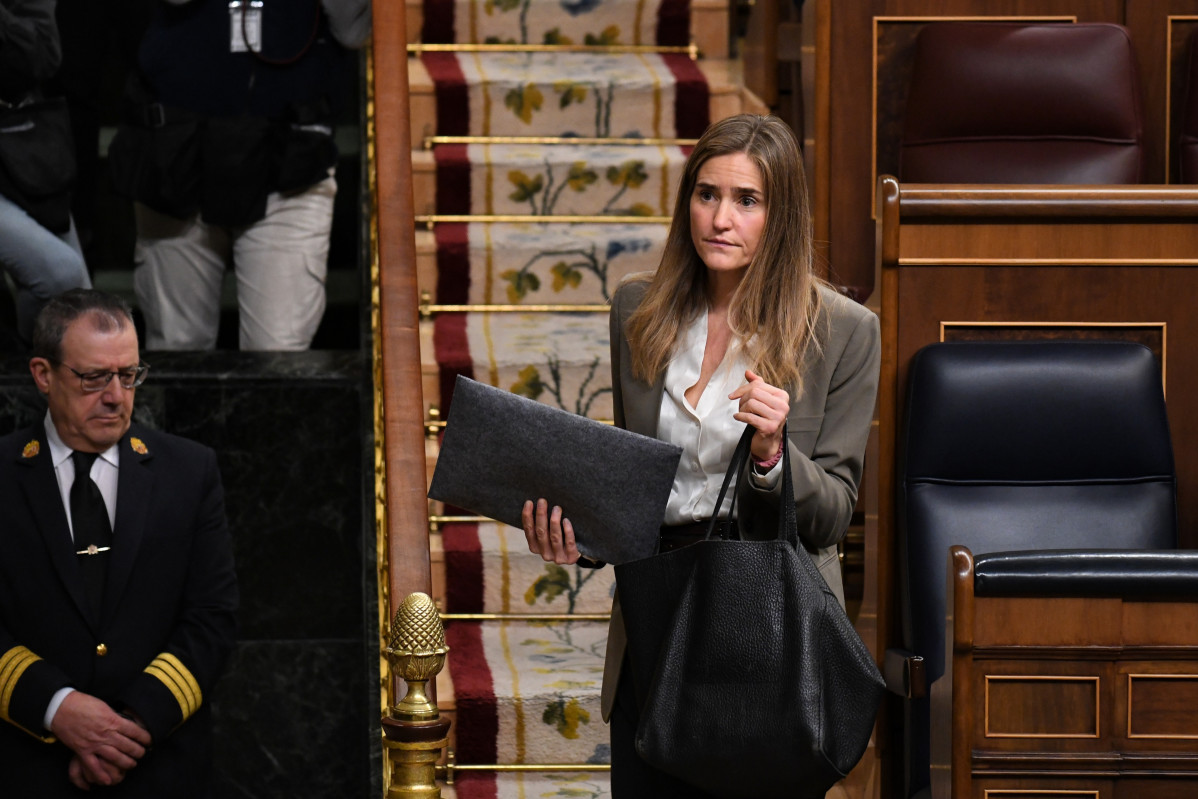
left=446, top=763, right=612, bottom=773
left=425, top=410, right=614, bottom=434
left=437, top=752, right=611, bottom=786
left=424, top=134, right=697, bottom=149
left=430, top=514, right=493, bottom=525
left=421, top=302, right=609, bottom=315
left=441, top=613, right=611, bottom=622
left=409, top=42, right=699, bottom=59
left=415, top=213, right=671, bottom=228
left=418, top=290, right=610, bottom=319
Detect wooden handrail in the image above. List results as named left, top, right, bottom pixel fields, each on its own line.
left=372, top=0, right=433, bottom=709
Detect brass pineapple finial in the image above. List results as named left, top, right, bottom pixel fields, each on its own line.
left=384, top=592, right=449, bottom=722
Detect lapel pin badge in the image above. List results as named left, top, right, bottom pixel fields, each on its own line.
left=22, top=440, right=40, bottom=458
left=130, top=437, right=148, bottom=455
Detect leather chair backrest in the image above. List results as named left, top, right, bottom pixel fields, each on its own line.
left=900, top=22, right=1145, bottom=183
left=1179, top=28, right=1198, bottom=183
left=900, top=340, right=1175, bottom=685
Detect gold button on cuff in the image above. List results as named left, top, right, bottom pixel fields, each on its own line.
left=96, top=643, right=108, bottom=657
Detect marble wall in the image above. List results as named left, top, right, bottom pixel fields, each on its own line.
left=0, top=351, right=381, bottom=798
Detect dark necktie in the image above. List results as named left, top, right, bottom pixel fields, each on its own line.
left=71, top=451, right=113, bottom=613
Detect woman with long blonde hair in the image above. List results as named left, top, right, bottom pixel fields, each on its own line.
left=524, top=113, right=880, bottom=796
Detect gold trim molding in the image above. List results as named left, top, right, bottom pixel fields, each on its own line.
left=984, top=675, right=1101, bottom=739
left=1127, top=673, right=1198, bottom=739
left=984, top=792, right=1099, bottom=799
left=900, top=258, right=1198, bottom=267
left=1166, top=16, right=1198, bottom=181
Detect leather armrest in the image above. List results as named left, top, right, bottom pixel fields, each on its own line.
left=974, top=550, right=1198, bottom=597
left=884, top=648, right=926, bottom=699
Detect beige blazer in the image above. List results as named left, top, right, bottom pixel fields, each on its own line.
left=600, top=277, right=881, bottom=721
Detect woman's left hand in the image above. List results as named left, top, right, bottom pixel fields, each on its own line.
left=729, top=369, right=790, bottom=462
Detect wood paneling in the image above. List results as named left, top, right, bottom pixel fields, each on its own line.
left=1127, top=673, right=1198, bottom=738
left=985, top=676, right=1101, bottom=738
left=874, top=182, right=1198, bottom=799
left=943, top=548, right=1198, bottom=797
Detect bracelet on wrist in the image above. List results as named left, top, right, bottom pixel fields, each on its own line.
left=752, top=438, right=785, bottom=471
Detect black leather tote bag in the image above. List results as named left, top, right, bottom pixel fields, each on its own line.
left=615, top=425, right=884, bottom=799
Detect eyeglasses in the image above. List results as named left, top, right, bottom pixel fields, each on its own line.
left=55, top=361, right=150, bottom=392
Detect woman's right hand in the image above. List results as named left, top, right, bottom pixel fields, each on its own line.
left=522, top=498, right=581, bottom=565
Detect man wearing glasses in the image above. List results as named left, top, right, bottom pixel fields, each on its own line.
left=0, top=289, right=238, bottom=796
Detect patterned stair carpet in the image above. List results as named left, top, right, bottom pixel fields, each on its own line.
left=433, top=310, right=615, bottom=419
left=430, top=222, right=669, bottom=305
left=422, top=51, right=708, bottom=138
left=432, top=143, right=691, bottom=217
left=442, top=523, right=615, bottom=797
left=443, top=522, right=616, bottom=617
left=417, top=1, right=719, bottom=796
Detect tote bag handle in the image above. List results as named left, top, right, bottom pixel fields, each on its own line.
left=704, top=424, right=799, bottom=550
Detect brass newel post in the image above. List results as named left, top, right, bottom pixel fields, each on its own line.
left=382, top=592, right=451, bottom=798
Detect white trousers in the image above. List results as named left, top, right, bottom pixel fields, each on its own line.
left=133, top=175, right=336, bottom=351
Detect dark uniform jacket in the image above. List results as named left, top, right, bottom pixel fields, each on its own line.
left=0, top=421, right=238, bottom=797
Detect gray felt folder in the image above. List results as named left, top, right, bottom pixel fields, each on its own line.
left=428, top=376, right=683, bottom=565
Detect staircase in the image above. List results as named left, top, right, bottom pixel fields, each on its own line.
left=406, top=2, right=765, bottom=795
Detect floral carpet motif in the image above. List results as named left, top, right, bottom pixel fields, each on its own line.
left=423, top=51, right=708, bottom=138
left=433, top=222, right=668, bottom=306
left=447, top=618, right=609, bottom=766
left=443, top=522, right=618, bottom=616
left=433, top=311, right=614, bottom=419
left=433, top=143, right=690, bottom=217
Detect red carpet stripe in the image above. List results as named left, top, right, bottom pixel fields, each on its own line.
left=656, top=0, right=691, bottom=46
left=443, top=522, right=499, bottom=767
left=663, top=53, right=710, bottom=138
left=443, top=522, right=484, bottom=613
left=434, top=144, right=473, bottom=216
left=422, top=52, right=470, bottom=137
left=453, top=771, right=499, bottom=799
left=445, top=620, right=500, bottom=764
left=421, top=0, right=456, bottom=43
left=432, top=313, right=472, bottom=414
left=434, top=223, right=471, bottom=305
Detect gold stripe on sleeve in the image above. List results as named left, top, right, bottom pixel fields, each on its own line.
left=0, top=646, right=39, bottom=718
left=158, top=653, right=202, bottom=711
left=145, top=653, right=203, bottom=720
left=0, top=646, right=55, bottom=741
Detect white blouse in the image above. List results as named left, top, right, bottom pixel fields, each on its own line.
left=657, top=312, right=781, bottom=525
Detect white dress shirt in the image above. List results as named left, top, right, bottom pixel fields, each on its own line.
left=41, top=411, right=121, bottom=730
left=657, top=312, right=781, bottom=525
left=44, top=411, right=120, bottom=536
